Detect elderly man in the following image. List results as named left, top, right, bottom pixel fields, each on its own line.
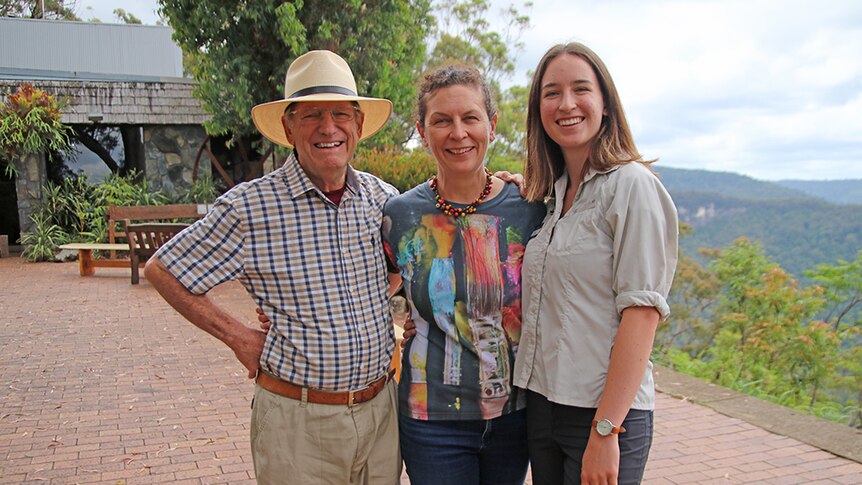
left=145, top=50, right=401, bottom=485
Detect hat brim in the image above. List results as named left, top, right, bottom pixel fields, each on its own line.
left=251, top=94, right=393, bottom=148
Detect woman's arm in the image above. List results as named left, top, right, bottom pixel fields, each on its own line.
left=581, top=306, right=660, bottom=485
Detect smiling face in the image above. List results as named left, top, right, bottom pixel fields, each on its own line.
left=418, top=84, right=497, bottom=178
left=282, top=101, right=364, bottom=188
left=539, top=54, right=606, bottom=163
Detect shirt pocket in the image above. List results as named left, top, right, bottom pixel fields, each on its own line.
left=550, top=203, right=605, bottom=255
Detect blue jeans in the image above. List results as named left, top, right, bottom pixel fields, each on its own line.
left=526, top=391, right=653, bottom=485
left=399, top=410, right=529, bottom=485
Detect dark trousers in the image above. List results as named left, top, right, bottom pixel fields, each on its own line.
left=526, top=390, right=653, bottom=485
left=400, top=410, right=529, bottom=485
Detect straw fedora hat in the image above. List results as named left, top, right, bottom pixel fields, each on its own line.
left=251, top=50, right=393, bottom=147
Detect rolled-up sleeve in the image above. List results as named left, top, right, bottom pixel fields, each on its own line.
left=155, top=197, right=246, bottom=295
left=607, top=168, right=678, bottom=320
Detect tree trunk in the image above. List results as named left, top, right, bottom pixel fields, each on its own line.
left=73, top=127, right=119, bottom=173
left=120, top=126, right=145, bottom=176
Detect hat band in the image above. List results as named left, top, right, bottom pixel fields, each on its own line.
left=288, top=85, right=357, bottom=99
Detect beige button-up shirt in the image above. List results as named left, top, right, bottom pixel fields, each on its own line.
left=513, top=162, right=678, bottom=410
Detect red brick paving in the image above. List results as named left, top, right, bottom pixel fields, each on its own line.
left=1, top=256, right=860, bottom=484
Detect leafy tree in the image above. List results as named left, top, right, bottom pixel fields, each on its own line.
left=806, top=251, right=862, bottom=331
left=159, top=0, right=434, bottom=148
left=0, top=0, right=79, bottom=19
left=113, top=8, right=142, bottom=24
left=427, top=0, right=530, bottom=86
left=488, top=82, right=529, bottom=172
left=656, top=232, right=861, bottom=427
left=692, top=238, right=844, bottom=414
left=805, top=252, right=862, bottom=427
left=654, top=224, right=721, bottom=360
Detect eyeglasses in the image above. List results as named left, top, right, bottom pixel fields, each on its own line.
left=288, top=106, right=360, bottom=124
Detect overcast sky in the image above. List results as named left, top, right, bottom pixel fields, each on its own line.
left=77, top=0, right=862, bottom=181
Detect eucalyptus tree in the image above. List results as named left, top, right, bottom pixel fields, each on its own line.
left=0, top=0, right=78, bottom=19
left=159, top=0, right=434, bottom=148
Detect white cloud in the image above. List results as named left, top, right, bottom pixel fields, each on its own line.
left=495, top=0, right=862, bottom=180
left=76, top=0, right=162, bottom=25
left=76, top=0, right=862, bottom=180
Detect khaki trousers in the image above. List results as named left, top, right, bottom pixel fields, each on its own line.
left=250, top=378, right=400, bottom=485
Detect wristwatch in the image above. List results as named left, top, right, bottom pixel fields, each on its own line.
left=592, top=418, right=626, bottom=437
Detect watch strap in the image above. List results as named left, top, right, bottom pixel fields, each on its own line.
left=592, top=418, right=627, bottom=435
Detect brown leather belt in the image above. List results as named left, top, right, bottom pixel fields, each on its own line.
left=256, top=368, right=395, bottom=406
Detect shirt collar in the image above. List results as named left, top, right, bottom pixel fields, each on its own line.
left=555, top=163, right=622, bottom=190
left=551, top=163, right=623, bottom=214
left=280, top=151, right=361, bottom=201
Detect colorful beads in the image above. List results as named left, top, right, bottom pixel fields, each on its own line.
left=428, top=168, right=493, bottom=218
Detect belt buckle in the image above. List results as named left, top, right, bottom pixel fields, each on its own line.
left=347, top=378, right=377, bottom=407
left=348, top=384, right=370, bottom=407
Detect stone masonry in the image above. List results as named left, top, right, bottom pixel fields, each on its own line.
left=0, top=79, right=212, bottom=235
left=13, top=153, right=46, bottom=234
left=145, top=125, right=209, bottom=195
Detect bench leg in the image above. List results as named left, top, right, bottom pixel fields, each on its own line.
left=78, top=249, right=95, bottom=276
left=130, top=253, right=139, bottom=285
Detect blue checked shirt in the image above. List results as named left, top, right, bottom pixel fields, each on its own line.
left=155, top=153, right=398, bottom=391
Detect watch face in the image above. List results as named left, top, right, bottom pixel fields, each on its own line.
left=596, top=419, right=614, bottom=436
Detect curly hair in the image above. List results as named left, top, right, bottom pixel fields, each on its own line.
left=415, top=64, right=496, bottom=127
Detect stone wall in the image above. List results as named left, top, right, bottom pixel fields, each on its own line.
left=144, top=125, right=210, bottom=197
left=1, top=79, right=214, bottom=234
left=14, top=153, right=46, bottom=234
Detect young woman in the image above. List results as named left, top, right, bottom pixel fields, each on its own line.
left=513, top=42, right=679, bottom=485
left=382, top=65, right=545, bottom=485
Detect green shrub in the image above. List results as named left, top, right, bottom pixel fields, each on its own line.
left=42, top=175, right=96, bottom=236
left=353, top=148, right=436, bottom=193
left=0, top=84, right=72, bottom=176
left=93, top=170, right=169, bottom=207
left=20, top=170, right=180, bottom=258
left=487, top=155, right=525, bottom=176
left=19, top=212, right=70, bottom=262
left=176, top=174, right=221, bottom=204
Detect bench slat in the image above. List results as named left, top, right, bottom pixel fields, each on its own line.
left=109, top=204, right=211, bottom=221
left=127, top=223, right=190, bottom=284
left=59, top=243, right=130, bottom=251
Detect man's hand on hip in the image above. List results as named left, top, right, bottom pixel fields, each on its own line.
left=232, top=325, right=267, bottom=379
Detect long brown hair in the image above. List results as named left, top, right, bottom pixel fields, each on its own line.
left=523, top=42, right=651, bottom=202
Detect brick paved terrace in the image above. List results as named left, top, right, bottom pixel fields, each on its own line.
left=1, top=255, right=860, bottom=484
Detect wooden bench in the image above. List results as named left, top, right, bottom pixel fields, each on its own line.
left=59, top=203, right=211, bottom=282
left=127, top=223, right=192, bottom=284
left=57, top=242, right=131, bottom=276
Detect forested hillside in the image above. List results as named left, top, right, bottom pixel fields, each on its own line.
left=658, top=166, right=812, bottom=201
left=658, top=166, right=862, bottom=276
left=776, top=179, right=862, bottom=205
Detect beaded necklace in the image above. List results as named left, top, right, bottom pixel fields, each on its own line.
left=429, top=167, right=493, bottom=217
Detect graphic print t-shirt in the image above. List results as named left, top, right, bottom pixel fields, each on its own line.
left=382, top=182, right=545, bottom=420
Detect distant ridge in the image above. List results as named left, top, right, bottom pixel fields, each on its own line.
left=658, top=166, right=862, bottom=205
left=775, top=179, right=862, bottom=205
left=656, top=166, right=814, bottom=201
left=654, top=166, right=862, bottom=277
